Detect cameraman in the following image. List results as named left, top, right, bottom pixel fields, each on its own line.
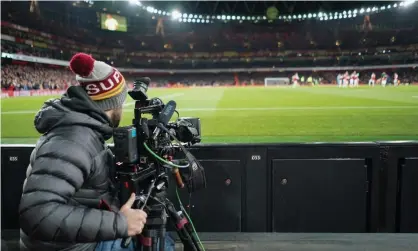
left=19, top=53, right=174, bottom=251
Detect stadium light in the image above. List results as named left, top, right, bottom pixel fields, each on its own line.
left=129, top=0, right=141, bottom=6
left=139, top=1, right=405, bottom=23
left=171, top=10, right=181, bottom=20
left=403, top=0, right=416, bottom=7
left=146, top=6, right=154, bottom=13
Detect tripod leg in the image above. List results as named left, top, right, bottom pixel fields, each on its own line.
left=159, top=227, right=166, bottom=251
left=165, top=202, right=201, bottom=251
left=152, top=236, right=158, bottom=251
left=138, top=230, right=153, bottom=251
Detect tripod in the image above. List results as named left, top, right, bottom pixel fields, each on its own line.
left=120, top=174, right=204, bottom=251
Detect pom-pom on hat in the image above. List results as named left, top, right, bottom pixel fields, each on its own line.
left=69, top=53, right=128, bottom=111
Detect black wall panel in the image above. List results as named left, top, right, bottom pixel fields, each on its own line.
left=2, top=142, right=418, bottom=234
left=1, top=147, right=33, bottom=230
left=267, top=143, right=381, bottom=232
left=398, top=158, right=418, bottom=233
left=272, top=159, right=367, bottom=232
left=167, top=159, right=243, bottom=232
left=380, top=143, right=418, bottom=233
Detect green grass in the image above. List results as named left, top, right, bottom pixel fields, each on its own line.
left=2, top=86, right=418, bottom=144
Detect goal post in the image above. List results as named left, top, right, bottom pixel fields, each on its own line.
left=264, top=77, right=291, bottom=87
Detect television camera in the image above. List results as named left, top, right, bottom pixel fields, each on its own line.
left=112, top=78, right=206, bottom=251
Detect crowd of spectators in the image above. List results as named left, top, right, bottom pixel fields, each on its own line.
left=1, top=2, right=418, bottom=69
left=1, top=64, right=77, bottom=91
left=2, top=63, right=418, bottom=92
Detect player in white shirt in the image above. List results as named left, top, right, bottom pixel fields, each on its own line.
left=381, top=72, right=388, bottom=87
left=369, top=72, right=376, bottom=87
left=393, top=73, right=399, bottom=86
left=292, top=73, right=299, bottom=87
left=337, top=73, right=343, bottom=87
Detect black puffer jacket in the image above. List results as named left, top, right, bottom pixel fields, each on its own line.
left=19, top=86, right=128, bottom=251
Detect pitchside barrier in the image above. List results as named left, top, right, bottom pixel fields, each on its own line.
left=2, top=142, right=418, bottom=235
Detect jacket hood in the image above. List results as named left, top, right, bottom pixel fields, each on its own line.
left=34, top=86, right=113, bottom=141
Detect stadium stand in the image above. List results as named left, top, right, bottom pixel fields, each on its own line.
left=1, top=1, right=418, bottom=68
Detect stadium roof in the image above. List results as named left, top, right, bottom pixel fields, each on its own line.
left=91, top=1, right=396, bottom=16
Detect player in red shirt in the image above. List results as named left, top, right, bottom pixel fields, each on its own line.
left=343, top=71, right=349, bottom=88
left=353, top=71, right=359, bottom=87
left=350, top=71, right=356, bottom=87
left=394, top=72, right=399, bottom=86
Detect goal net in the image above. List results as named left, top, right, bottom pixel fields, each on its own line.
left=264, top=77, right=290, bottom=87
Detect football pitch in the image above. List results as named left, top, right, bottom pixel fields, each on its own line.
left=2, top=86, right=418, bottom=144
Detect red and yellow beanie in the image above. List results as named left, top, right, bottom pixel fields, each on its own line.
left=69, top=53, right=128, bottom=111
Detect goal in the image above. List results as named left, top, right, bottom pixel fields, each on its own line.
left=264, top=77, right=290, bottom=87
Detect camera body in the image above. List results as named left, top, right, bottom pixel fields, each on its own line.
left=113, top=78, right=206, bottom=205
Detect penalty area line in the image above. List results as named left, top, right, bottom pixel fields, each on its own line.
left=123, top=92, right=185, bottom=107
left=2, top=105, right=418, bottom=114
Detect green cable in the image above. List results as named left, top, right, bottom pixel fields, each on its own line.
left=175, top=187, right=206, bottom=251
left=143, top=142, right=189, bottom=169
left=143, top=142, right=204, bottom=249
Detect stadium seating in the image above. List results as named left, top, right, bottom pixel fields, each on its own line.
left=1, top=1, right=418, bottom=68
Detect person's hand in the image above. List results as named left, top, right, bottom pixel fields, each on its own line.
left=119, top=193, right=148, bottom=236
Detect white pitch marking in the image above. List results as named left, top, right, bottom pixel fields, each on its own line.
left=123, top=92, right=185, bottom=107
left=176, top=106, right=418, bottom=112
left=2, top=105, right=418, bottom=115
